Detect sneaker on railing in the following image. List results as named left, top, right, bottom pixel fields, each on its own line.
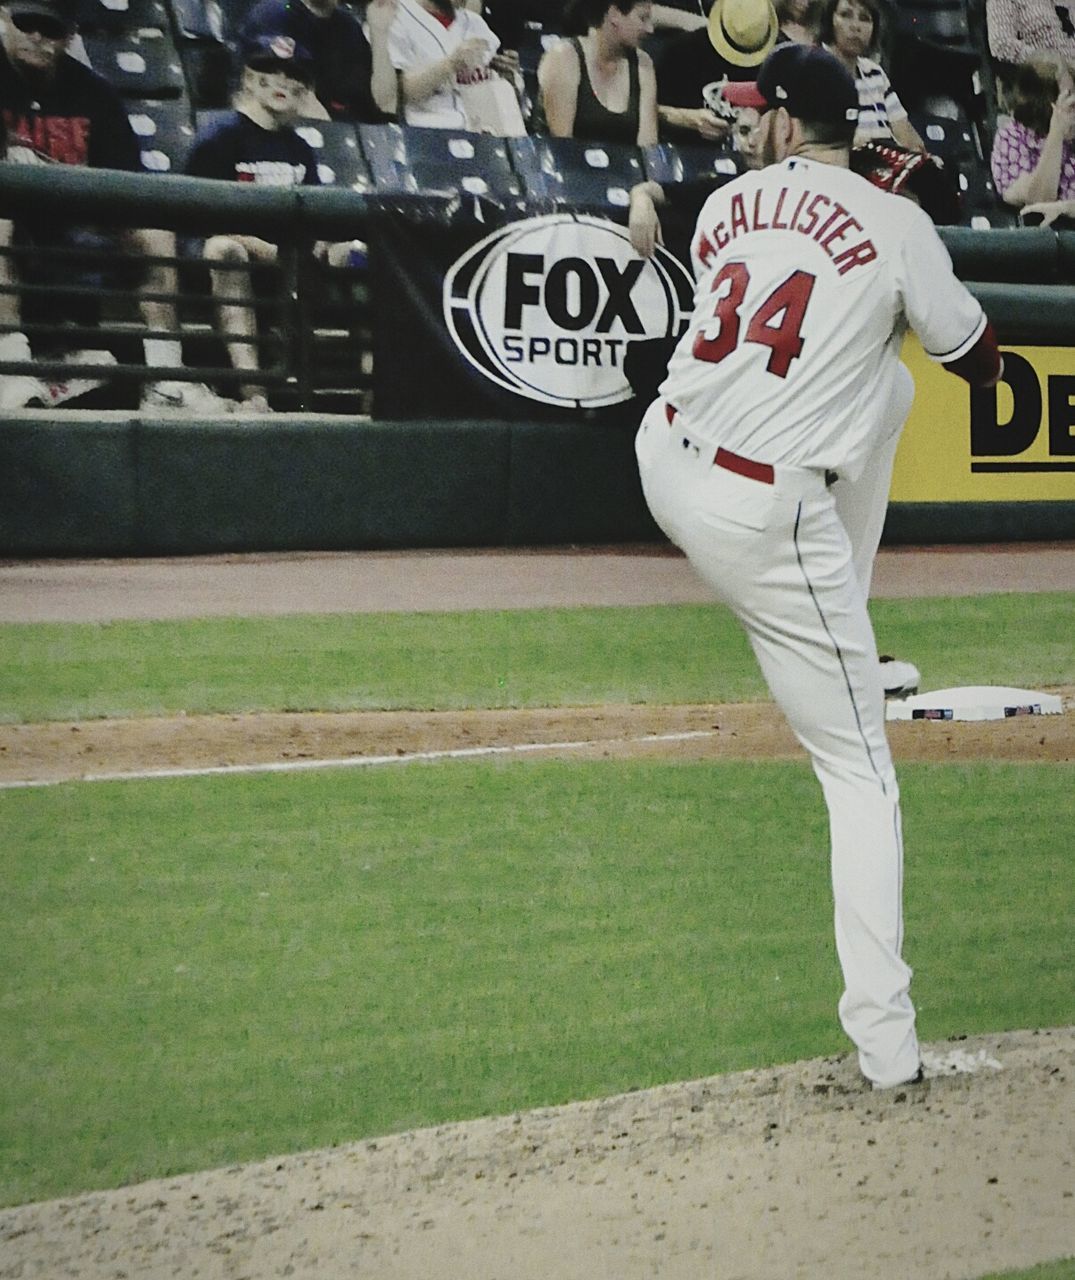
left=0, top=331, right=49, bottom=409
left=43, top=349, right=118, bottom=406
left=234, top=392, right=273, bottom=414
left=0, top=372, right=49, bottom=409
left=142, top=380, right=238, bottom=413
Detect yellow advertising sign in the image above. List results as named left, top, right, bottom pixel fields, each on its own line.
left=892, top=337, right=1075, bottom=502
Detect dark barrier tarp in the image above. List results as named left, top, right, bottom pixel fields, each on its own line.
left=370, top=195, right=696, bottom=424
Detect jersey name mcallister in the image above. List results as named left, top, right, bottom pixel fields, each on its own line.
left=696, top=186, right=879, bottom=277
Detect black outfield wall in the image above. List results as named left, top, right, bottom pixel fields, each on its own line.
left=1, top=411, right=1070, bottom=557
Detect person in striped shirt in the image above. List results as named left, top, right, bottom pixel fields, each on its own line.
left=818, top=0, right=925, bottom=152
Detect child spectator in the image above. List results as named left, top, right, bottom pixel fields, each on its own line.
left=185, top=35, right=321, bottom=413
left=991, top=55, right=1075, bottom=211
left=819, top=0, right=926, bottom=152
left=241, top=0, right=398, bottom=123
left=0, top=0, right=233, bottom=410
left=536, top=0, right=658, bottom=143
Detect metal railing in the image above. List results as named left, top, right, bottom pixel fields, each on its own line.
left=0, top=162, right=378, bottom=412
left=4, top=160, right=1075, bottom=413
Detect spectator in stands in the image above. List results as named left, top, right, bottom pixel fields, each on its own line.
left=0, top=112, right=38, bottom=409
left=991, top=55, right=1075, bottom=211
left=0, top=0, right=231, bottom=410
left=390, top=0, right=511, bottom=129
left=986, top=0, right=1075, bottom=70
left=819, top=0, right=926, bottom=151
left=536, top=0, right=658, bottom=143
left=776, top=0, right=820, bottom=45
left=653, top=0, right=780, bottom=142
left=731, top=99, right=762, bottom=164
left=185, top=35, right=322, bottom=413
left=241, top=0, right=398, bottom=123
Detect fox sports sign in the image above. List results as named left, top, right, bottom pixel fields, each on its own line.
left=444, top=213, right=694, bottom=409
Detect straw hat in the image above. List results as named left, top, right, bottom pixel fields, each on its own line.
left=707, top=0, right=780, bottom=66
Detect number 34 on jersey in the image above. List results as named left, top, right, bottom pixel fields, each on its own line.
left=693, top=264, right=817, bottom=379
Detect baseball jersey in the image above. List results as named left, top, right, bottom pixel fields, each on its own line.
left=185, top=110, right=321, bottom=186
left=659, top=156, right=987, bottom=480
left=0, top=45, right=141, bottom=171
left=388, top=0, right=499, bottom=128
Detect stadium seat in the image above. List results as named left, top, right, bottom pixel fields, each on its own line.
left=910, top=105, right=979, bottom=165
left=509, top=135, right=645, bottom=212
left=169, top=0, right=231, bottom=107
left=891, top=0, right=975, bottom=52
left=359, top=123, right=526, bottom=206
left=83, top=29, right=188, bottom=98
left=642, top=141, right=741, bottom=189
left=75, top=0, right=170, bottom=34
left=128, top=98, right=196, bottom=171
left=293, top=120, right=373, bottom=191
left=956, top=159, right=1005, bottom=215
left=170, top=0, right=226, bottom=41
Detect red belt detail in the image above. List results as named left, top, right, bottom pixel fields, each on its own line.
left=664, top=402, right=776, bottom=486
left=714, top=447, right=774, bottom=485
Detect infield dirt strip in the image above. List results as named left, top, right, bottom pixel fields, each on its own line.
left=2, top=544, right=1073, bottom=1278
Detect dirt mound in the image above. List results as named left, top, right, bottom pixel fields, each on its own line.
left=2, top=1028, right=1072, bottom=1279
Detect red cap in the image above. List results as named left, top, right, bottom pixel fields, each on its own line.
left=720, top=80, right=767, bottom=109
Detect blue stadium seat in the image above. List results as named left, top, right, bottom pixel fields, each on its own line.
left=293, top=120, right=373, bottom=191
left=83, top=29, right=188, bottom=99
left=642, top=141, right=741, bottom=189
left=359, top=123, right=526, bottom=206
left=910, top=105, right=978, bottom=164
left=169, top=0, right=231, bottom=107
left=75, top=0, right=170, bottom=34
left=892, top=0, right=975, bottom=52
left=170, top=0, right=226, bottom=41
left=128, top=98, right=196, bottom=171
left=509, top=135, right=645, bottom=212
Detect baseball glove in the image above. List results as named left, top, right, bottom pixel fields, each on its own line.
left=850, top=139, right=962, bottom=225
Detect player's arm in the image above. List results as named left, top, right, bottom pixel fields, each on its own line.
left=940, top=321, right=1002, bottom=387
left=899, top=211, right=1003, bottom=387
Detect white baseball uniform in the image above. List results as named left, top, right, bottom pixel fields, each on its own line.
left=388, top=0, right=500, bottom=129
left=636, top=155, right=988, bottom=1087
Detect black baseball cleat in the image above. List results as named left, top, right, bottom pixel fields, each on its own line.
left=871, top=1065, right=925, bottom=1091
left=880, top=655, right=920, bottom=699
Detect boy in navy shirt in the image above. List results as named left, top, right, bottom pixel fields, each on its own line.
left=186, top=35, right=321, bottom=412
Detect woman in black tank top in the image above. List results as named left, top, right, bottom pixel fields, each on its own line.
left=536, top=0, right=659, bottom=145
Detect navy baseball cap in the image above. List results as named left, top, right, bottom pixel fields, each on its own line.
left=4, top=0, right=77, bottom=30
left=242, top=32, right=315, bottom=79
left=722, top=44, right=859, bottom=129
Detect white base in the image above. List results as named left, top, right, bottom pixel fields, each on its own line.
left=885, top=685, right=1064, bottom=722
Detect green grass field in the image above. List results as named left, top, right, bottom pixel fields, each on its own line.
left=1, top=592, right=1073, bottom=1248
left=1, top=593, right=1072, bottom=722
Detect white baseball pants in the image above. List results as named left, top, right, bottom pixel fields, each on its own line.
left=635, top=398, right=920, bottom=1087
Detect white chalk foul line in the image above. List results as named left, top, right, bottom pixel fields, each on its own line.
left=0, top=730, right=720, bottom=791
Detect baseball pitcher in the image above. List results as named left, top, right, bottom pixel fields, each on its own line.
left=635, top=44, right=1001, bottom=1088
